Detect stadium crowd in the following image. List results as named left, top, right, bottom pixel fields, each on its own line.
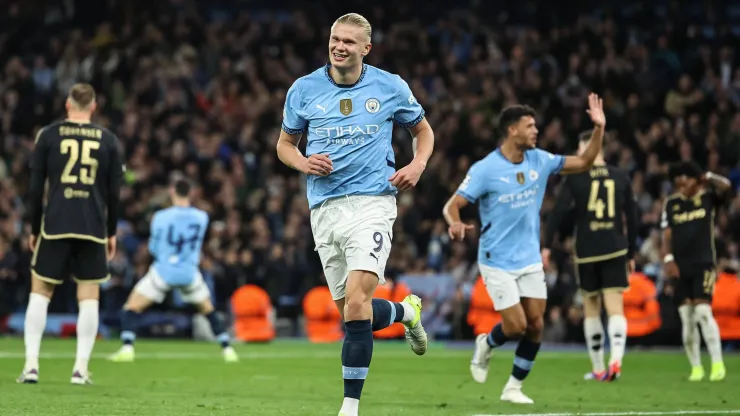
left=0, top=0, right=739, bottom=344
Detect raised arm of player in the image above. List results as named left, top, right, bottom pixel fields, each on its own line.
left=704, top=171, right=732, bottom=194
left=660, top=199, right=679, bottom=278
left=276, top=79, right=332, bottom=176
left=28, top=128, right=49, bottom=252
left=542, top=178, right=574, bottom=267
left=561, top=93, right=606, bottom=175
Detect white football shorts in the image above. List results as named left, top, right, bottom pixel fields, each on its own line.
left=478, top=263, right=547, bottom=311
left=310, top=194, right=397, bottom=300
left=134, top=266, right=211, bottom=304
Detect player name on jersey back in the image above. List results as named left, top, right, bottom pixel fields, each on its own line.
left=282, top=64, right=425, bottom=208
left=562, top=166, right=636, bottom=263
left=149, top=206, right=209, bottom=286
left=32, top=120, right=122, bottom=243
left=661, top=189, right=721, bottom=266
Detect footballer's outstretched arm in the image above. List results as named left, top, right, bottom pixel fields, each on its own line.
left=561, top=93, right=606, bottom=175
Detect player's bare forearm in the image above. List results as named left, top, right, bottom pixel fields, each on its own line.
left=581, top=124, right=605, bottom=165
left=562, top=93, right=605, bottom=174
left=704, top=171, right=732, bottom=193
left=661, top=227, right=680, bottom=277
left=276, top=131, right=308, bottom=173
left=561, top=125, right=605, bottom=174
left=387, top=119, right=433, bottom=191
left=408, top=118, right=434, bottom=168
left=444, top=194, right=475, bottom=240
left=661, top=228, right=673, bottom=259
left=443, top=194, right=467, bottom=225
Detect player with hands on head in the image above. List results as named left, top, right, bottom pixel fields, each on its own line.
left=661, top=161, right=731, bottom=382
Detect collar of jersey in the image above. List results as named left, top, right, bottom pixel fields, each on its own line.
left=324, top=63, right=367, bottom=88
left=495, top=147, right=526, bottom=165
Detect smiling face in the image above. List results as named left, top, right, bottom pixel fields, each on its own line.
left=328, top=22, right=371, bottom=70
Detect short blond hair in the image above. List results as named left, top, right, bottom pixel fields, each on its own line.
left=332, top=13, right=372, bottom=43
left=68, top=83, right=96, bottom=110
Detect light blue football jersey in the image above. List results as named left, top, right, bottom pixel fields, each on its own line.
left=148, top=206, right=209, bottom=286
left=282, top=64, right=425, bottom=209
left=456, top=148, right=565, bottom=271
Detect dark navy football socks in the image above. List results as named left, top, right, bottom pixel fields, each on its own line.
left=120, top=309, right=140, bottom=346
left=487, top=323, right=511, bottom=348
left=371, top=298, right=405, bottom=331
left=342, top=319, right=373, bottom=399
left=205, top=311, right=231, bottom=348
left=512, top=337, right=541, bottom=381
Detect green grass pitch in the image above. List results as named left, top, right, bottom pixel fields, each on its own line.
left=0, top=338, right=738, bottom=415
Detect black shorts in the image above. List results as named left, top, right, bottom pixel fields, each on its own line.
left=31, top=236, right=109, bottom=284
left=675, top=263, right=716, bottom=303
left=576, top=255, right=629, bottom=295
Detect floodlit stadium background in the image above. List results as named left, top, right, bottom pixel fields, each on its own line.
left=1, top=0, right=740, bottom=348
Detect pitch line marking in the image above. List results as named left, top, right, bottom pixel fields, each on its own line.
left=0, top=351, right=471, bottom=360
left=472, top=410, right=740, bottom=416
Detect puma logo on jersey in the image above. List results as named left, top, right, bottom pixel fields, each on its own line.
left=316, top=104, right=327, bottom=113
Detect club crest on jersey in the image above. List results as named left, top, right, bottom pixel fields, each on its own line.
left=340, top=99, right=352, bottom=116
left=365, top=98, right=380, bottom=113
left=529, top=170, right=539, bottom=181
left=516, top=172, right=525, bottom=184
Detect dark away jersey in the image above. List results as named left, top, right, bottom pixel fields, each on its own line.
left=545, top=165, right=638, bottom=263
left=661, top=188, right=723, bottom=266
left=29, top=120, right=123, bottom=243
